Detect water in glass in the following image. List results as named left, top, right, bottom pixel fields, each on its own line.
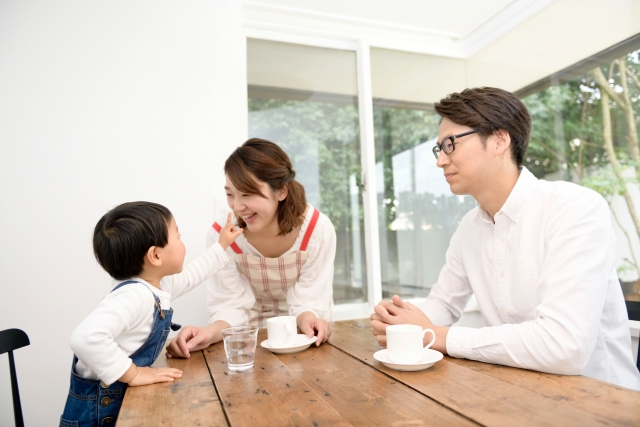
left=222, top=326, right=258, bottom=371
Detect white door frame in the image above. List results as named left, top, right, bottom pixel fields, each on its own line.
left=244, top=27, right=383, bottom=320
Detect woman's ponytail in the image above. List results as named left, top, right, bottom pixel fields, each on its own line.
left=277, top=178, right=306, bottom=235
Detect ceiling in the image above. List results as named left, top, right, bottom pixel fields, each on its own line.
left=243, top=0, right=557, bottom=57
left=243, top=0, right=640, bottom=95
left=247, top=0, right=516, bottom=36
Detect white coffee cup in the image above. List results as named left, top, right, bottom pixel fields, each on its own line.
left=266, top=316, right=297, bottom=347
left=386, top=324, right=436, bottom=364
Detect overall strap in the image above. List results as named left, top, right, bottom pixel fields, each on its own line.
left=212, top=222, right=242, bottom=254
left=111, top=280, right=167, bottom=321
left=300, top=208, right=320, bottom=251
left=111, top=280, right=141, bottom=294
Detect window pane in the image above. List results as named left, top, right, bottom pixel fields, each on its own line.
left=247, top=38, right=367, bottom=304
left=521, top=45, right=640, bottom=302
left=373, top=106, right=475, bottom=298
left=371, top=48, right=473, bottom=299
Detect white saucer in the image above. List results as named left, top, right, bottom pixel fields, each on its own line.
left=260, top=334, right=318, bottom=354
left=373, top=349, right=443, bottom=371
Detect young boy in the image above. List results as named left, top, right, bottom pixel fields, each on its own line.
left=60, top=201, right=242, bottom=427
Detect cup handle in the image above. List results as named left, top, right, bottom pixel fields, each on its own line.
left=422, top=328, right=436, bottom=350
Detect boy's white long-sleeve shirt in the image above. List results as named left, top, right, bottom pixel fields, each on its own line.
left=70, top=243, right=229, bottom=385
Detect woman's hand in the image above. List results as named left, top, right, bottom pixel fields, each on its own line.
left=166, top=324, right=222, bottom=358
left=297, top=311, right=331, bottom=346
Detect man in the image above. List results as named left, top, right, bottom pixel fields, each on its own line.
left=371, top=87, right=640, bottom=390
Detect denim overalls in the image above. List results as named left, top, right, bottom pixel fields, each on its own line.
left=60, top=281, right=181, bottom=427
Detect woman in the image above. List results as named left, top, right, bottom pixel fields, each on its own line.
left=166, top=138, right=335, bottom=358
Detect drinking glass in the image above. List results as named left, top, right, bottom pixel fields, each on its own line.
left=221, top=326, right=259, bottom=371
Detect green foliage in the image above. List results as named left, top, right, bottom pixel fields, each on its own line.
left=579, top=165, right=638, bottom=200
left=617, top=259, right=638, bottom=276
left=522, top=50, right=640, bottom=182
left=373, top=107, right=441, bottom=227
left=523, top=50, right=640, bottom=279
left=248, top=97, right=360, bottom=230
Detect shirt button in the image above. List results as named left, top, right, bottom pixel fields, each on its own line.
left=100, top=381, right=109, bottom=389
left=102, top=416, right=115, bottom=425
left=499, top=238, right=504, bottom=243
left=500, top=272, right=505, bottom=278
left=500, top=308, right=505, bottom=314
left=101, top=397, right=112, bottom=407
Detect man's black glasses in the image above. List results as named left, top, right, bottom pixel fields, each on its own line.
left=432, top=130, right=478, bottom=159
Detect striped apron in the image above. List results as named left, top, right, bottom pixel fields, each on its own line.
left=213, top=207, right=320, bottom=328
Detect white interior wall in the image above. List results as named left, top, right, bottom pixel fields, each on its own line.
left=370, top=48, right=467, bottom=103
left=248, top=38, right=358, bottom=94
left=0, top=1, right=247, bottom=425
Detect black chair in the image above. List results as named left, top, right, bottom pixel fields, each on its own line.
left=626, top=300, right=640, bottom=371
left=0, top=329, right=30, bottom=427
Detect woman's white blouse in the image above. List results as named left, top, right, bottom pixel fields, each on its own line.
left=206, top=205, right=336, bottom=326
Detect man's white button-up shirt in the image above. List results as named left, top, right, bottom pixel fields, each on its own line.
left=419, top=167, right=640, bottom=390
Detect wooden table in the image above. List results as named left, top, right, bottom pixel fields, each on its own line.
left=117, top=320, right=640, bottom=426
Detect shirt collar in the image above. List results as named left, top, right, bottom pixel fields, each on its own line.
left=477, top=166, right=538, bottom=223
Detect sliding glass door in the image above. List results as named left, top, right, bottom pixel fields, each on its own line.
left=247, top=38, right=368, bottom=305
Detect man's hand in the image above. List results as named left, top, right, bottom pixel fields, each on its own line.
left=370, top=295, right=449, bottom=353
left=297, top=312, right=331, bottom=346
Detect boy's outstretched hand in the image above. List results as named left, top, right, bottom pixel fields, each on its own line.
left=218, top=212, right=243, bottom=250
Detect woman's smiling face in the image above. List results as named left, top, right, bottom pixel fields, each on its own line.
left=225, top=174, right=284, bottom=234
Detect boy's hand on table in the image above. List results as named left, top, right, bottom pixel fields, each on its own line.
left=128, top=366, right=182, bottom=386
left=118, top=362, right=182, bottom=386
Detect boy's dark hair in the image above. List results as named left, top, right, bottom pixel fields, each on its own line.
left=225, top=138, right=306, bottom=236
left=434, top=87, right=532, bottom=167
left=93, top=202, right=173, bottom=280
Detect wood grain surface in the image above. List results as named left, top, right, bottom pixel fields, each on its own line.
left=118, top=320, right=640, bottom=427
left=275, top=334, right=479, bottom=426
left=203, top=330, right=350, bottom=427
left=450, top=356, right=640, bottom=425
left=117, top=351, right=227, bottom=427
left=328, top=321, right=640, bottom=427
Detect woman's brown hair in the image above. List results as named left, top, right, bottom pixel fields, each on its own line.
left=224, top=138, right=307, bottom=236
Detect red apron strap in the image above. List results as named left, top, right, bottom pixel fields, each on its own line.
left=212, top=222, right=243, bottom=254
left=300, top=208, right=320, bottom=251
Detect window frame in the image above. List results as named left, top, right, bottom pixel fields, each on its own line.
left=245, top=28, right=383, bottom=320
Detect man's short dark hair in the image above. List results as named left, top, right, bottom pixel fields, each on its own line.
left=434, top=87, right=532, bottom=167
left=93, top=201, right=173, bottom=280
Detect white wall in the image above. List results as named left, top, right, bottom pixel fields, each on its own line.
left=0, top=1, right=247, bottom=425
